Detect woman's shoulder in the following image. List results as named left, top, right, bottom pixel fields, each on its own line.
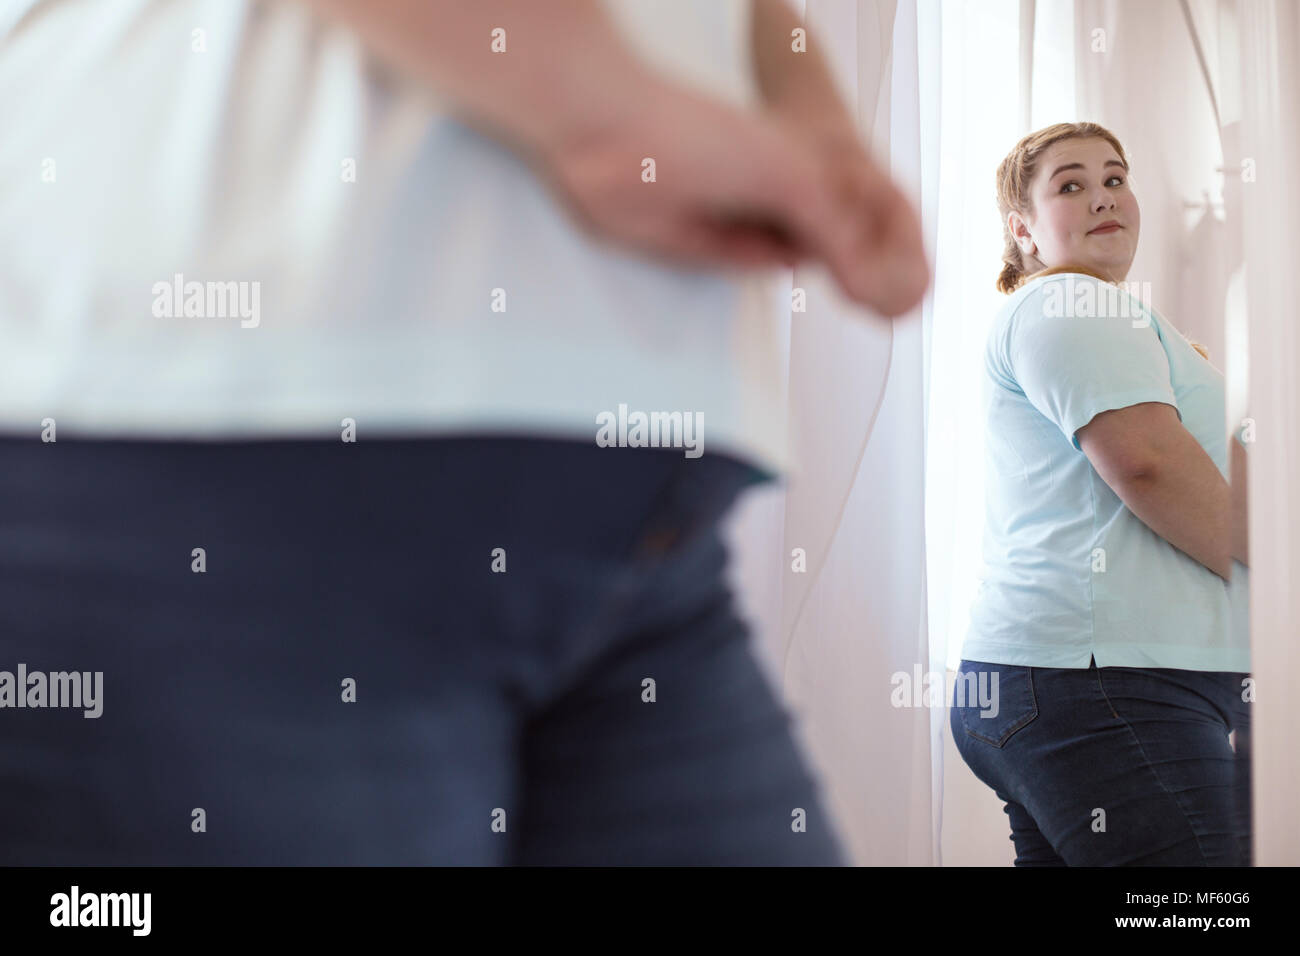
left=1012, top=267, right=1113, bottom=302
left=1002, top=268, right=1144, bottom=327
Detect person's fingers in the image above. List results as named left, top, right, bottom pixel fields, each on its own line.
left=764, top=136, right=927, bottom=314
left=718, top=230, right=804, bottom=269
left=687, top=145, right=857, bottom=275
left=741, top=140, right=867, bottom=296
left=704, top=209, right=811, bottom=264
left=620, top=213, right=799, bottom=274
left=535, top=91, right=923, bottom=301
left=844, top=165, right=930, bottom=314
left=673, top=216, right=806, bottom=269
left=719, top=117, right=931, bottom=313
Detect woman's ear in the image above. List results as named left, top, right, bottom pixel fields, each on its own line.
left=1008, top=212, right=1034, bottom=256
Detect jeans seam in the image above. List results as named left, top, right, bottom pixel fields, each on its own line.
left=1095, top=667, right=1121, bottom=719
left=537, top=460, right=719, bottom=707
left=1094, top=668, right=1212, bottom=864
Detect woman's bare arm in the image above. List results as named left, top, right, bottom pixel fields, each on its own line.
left=1077, top=402, right=1239, bottom=581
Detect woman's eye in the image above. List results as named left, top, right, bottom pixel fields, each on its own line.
left=1061, top=176, right=1125, bottom=193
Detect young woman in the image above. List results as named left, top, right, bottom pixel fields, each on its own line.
left=950, top=122, right=1252, bottom=866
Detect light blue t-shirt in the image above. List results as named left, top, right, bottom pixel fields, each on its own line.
left=962, top=272, right=1250, bottom=672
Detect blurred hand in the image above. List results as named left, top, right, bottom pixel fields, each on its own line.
left=767, top=103, right=931, bottom=317
left=529, top=76, right=930, bottom=317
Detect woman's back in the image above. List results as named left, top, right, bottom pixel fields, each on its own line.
left=965, top=272, right=1249, bottom=671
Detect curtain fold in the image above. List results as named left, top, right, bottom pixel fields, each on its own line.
left=725, top=0, right=938, bottom=866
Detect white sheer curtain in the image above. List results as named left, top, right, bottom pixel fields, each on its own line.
left=1235, top=0, right=1300, bottom=867
left=725, top=0, right=940, bottom=867
left=724, top=0, right=1299, bottom=866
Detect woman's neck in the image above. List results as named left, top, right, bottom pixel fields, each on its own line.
left=1031, top=263, right=1121, bottom=285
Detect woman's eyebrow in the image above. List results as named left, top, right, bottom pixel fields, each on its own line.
left=1048, top=159, right=1128, bottom=180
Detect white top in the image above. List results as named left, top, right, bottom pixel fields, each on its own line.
left=0, top=0, right=790, bottom=477
left=962, top=272, right=1250, bottom=672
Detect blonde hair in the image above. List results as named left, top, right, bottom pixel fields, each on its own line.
left=995, top=122, right=1130, bottom=294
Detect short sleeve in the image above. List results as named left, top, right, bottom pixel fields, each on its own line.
left=1007, top=278, right=1181, bottom=452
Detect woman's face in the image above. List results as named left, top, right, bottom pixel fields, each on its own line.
left=1008, top=137, right=1140, bottom=281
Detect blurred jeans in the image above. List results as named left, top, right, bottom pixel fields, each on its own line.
left=951, top=657, right=1252, bottom=866
left=0, top=435, right=845, bottom=865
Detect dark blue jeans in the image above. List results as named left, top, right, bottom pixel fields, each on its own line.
left=951, top=657, right=1252, bottom=866
left=0, top=436, right=845, bottom=865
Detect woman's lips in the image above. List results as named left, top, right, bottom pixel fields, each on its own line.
left=1088, top=223, right=1122, bottom=234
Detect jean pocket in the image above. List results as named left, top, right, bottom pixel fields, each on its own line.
left=952, top=661, right=1039, bottom=748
